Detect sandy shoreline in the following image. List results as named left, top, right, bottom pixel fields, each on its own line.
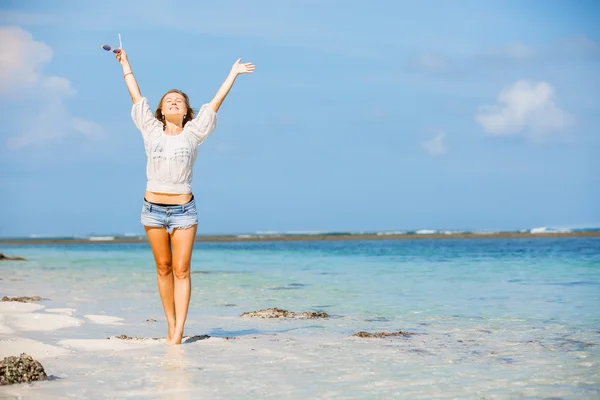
left=1, top=297, right=599, bottom=398
left=0, top=231, right=598, bottom=246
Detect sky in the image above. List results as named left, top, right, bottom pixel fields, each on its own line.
left=0, top=0, right=599, bottom=237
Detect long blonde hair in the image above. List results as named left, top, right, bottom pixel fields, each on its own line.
left=155, top=89, right=195, bottom=129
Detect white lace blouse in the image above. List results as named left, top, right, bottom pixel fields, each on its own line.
left=131, top=97, right=217, bottom=194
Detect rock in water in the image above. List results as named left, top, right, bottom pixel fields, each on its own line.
left=1, top=296, right=43, bottom=303
left=0, top=353, right=48, bottom=385
left=295, top=311, right=329, bottom=319
left=0, top=253, right=26, bottom=261
left=241, top=308, right=295, bottom=318
left=240, top=308, right=329, bottom=319
left=352, top=331, right=417, bottom=338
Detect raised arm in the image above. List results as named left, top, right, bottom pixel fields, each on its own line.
left=116, top=49, right=142, bottom=104
left=209, top=58, right=255, bottom=113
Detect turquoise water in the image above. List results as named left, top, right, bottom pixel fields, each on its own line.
left=1, top=237, right=599, bottom=398
left=3, top=238, right=599, bottom=326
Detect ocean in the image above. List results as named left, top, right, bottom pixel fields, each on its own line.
left=1, top=237, right=599, bottom=399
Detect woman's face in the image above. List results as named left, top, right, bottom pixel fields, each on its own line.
left=161, top=92, right=188, bottom=120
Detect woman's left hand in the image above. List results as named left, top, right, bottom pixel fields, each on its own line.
left=231, top=58, right=255, bottom=75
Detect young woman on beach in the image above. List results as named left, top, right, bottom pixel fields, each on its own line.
left=115, top=48, right=255, bottom=344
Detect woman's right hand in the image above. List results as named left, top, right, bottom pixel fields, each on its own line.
left=116, top=49, right=129, bottom=65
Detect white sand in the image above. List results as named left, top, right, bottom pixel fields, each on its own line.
left=0, top=315, right=14, bottom=335
left=0, top=337, right=70, bottom=359
left=45, top=308, right=76, bottom=315
left=84, top=315, right=124, bottom=325
left=0, top=302, right=82, bottom=333
left=5, top=313, right=83, bottom=332
left=58, top=338, right=163, bottom=351
left=0, top=302, right=44, bottom=314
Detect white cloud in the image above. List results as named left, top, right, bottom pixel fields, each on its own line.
left=72, top=118, right=103, bottom=138
left=475, top=80, right=571, bottom=141
left=41, top=76, right=76, bottom=97
left=420, top=131, right=447, bottom=156
left=0, top=26, right=53, bottom=93
left=7, top=99, right=104, bottom=149
left=0, top=26, right=103, bottom=148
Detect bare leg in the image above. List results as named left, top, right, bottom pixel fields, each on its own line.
left=169, top=225, right=197, bottom=344
left=145, top=227, right=176, bottom=341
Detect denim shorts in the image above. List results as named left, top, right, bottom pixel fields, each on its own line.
left=141, top=197, right=198, bottom=234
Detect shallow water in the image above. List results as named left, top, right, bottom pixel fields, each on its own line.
left=1, top=238, right=599, bottom=399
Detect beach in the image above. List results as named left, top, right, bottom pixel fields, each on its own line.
left=2, top=0, right=599, bottom=397
left=1, top=237, right=599, bottom=398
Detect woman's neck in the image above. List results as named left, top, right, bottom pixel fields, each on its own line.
left=163, top=119, right=183, bottom=135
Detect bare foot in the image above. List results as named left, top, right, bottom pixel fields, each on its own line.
left=167, top=324, right=176, bottom=342
left=170, top=330, right=184, bottom=345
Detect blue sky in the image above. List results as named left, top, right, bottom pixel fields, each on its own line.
left=0, top=0, right=598, bottom=237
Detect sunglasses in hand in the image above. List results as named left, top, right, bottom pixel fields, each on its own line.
left=101, top=34, right=123, bottom=53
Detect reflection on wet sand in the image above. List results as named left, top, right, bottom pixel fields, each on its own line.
left=156, top=346, right=194, bottom=400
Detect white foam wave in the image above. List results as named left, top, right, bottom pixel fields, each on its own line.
left=88, top=236, right=115, bottom=241
left=284, top=230, right=328, bottom=235
left=255, top=231, right=280, bottom=236
left=530, top=227, right=572, bottom=234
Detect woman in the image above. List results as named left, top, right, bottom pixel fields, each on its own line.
left=116, top=48, right=255, bottom=344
